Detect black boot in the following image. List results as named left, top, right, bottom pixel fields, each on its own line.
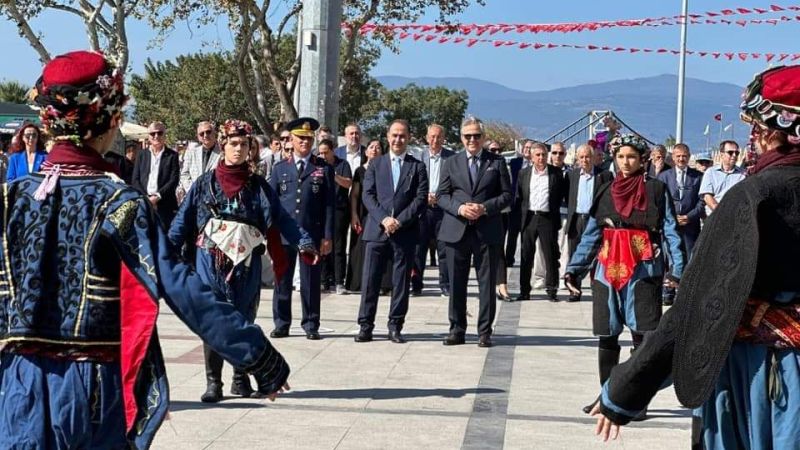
left=231, top=369, right=255, bottom=398
left=582, top=346, right=621, bottom=414
left=200, top=345, right=224, bottom=403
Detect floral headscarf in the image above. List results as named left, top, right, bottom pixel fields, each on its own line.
left=608, top=133, right=649, bottom=155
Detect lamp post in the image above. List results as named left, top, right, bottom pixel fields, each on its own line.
left=675, top=0, right=689, bottom=144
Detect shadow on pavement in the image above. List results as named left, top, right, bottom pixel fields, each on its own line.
left=282, top=387, right=504, bottom=400
left=169, top=400, right=267, bottom=412
left=494, top=335, right=632, bottom=348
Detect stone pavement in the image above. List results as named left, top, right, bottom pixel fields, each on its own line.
left=151, top=267, right=690, bottom=450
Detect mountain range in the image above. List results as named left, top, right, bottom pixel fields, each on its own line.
left=377, top=74, right=745, bottom=150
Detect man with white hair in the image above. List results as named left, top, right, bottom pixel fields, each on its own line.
left=564, top=144, right=613, bottom=301
left=178, top=121, right=221, bottom=201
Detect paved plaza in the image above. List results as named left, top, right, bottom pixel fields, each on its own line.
left=152, top=267, right=690, bottom=449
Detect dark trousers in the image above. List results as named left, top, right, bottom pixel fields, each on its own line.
left=497, top=213, right=510, bottom=285
left=358, top=239, right=414, bottom=332
left=322, top=207, right=350, bottom=286
left=505, top=206, right=522, bottom=266
left=412, top=206, right=449, bottom=292
left=567, top=213, right=592, bottom=283
left=272, top=245, right=321, bottom=332
left=447, top=227, right=500, bottom=336
left=520, top=213, right=559, bottom=295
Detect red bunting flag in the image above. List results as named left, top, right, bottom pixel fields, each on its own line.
left=714, top=114, right=723, bottom=121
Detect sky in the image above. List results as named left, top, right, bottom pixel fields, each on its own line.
left=0, top=0, right=795, bottom=92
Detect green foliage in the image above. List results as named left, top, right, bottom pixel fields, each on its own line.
left=484, top=121, right=524, bottom=151
left=129, top=52, right=261, bottom=141
left=0, top=80, right=30, bottom=104
left=363, top=84, right=468, bottom=143
left=664, top=135, right=677, bottom=147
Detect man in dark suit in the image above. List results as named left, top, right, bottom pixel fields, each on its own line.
left=657, top=143, right=703, bottom=305
left=355, top=119, right=428, bottom=344
left=565, top=144, right=613, bottom=301
left=516, top=141, right=568, bottom=302
left=131, top=121, right=180, bottom=226
left=317, top=139, right=352, bottom=294
left=334, top=123, right=366, bottom=175
left=657, top=143, right=703, bottom=255
left=505, top=140, right=532, bottom=267
left=269, top=117, right=335, bottom=340
left=411, top=123, right=454, bottom=297
left=437, top=117, right=512, bottom=348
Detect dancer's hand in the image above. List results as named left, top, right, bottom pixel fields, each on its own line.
left=591, top=403, right=621, bottom=442
left=267, top=382, right=291, bottom=402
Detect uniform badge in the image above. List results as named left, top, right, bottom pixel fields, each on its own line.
left=312, top=183, right=320, bottom=194
left=280, top=182, right=287, bottom=193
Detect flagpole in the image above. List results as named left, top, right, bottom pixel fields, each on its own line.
left=718, top=120, right=723, bottom=144
left=675, top=0, right=689, bottom=143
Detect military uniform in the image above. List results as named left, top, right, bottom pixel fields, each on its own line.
left=269, top=119, right=335, bottom=337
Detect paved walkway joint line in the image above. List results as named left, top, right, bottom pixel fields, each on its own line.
left=462, top=301, right=521, bottom=450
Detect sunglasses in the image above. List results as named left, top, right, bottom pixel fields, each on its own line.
left=724, top=151, right=740, bottom=156
left=149, top=131, right=164, bottom=137
left=198, top=130, right=214, bottom=137
left=22, top=133, right=38, bottom=139
left=463, top=133, right=482, bottom=141
left=550, top=151, right=565, bottom=156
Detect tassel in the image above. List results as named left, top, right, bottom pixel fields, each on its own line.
left=33, top=165, right=61, bottom=201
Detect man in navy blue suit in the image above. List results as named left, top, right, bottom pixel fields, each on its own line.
left=657, top=143, right=702, bottom=305
left=437, top=117, right=512, bottom=348
left=269, top=117, right=335, bottom=340
left=505, top=140, right=531, bottom=267
left=355, top=119, right=428, bottom=344
left=657, top=143, right=703, bottom=255
left=411, top=123, right=454, bottom=297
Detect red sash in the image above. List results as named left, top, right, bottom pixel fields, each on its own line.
left=597, top=228, right=653, bottom=291
left=736, top=298, right=800, bottom=349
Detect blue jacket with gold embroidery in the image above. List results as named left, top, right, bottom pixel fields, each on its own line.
left=0, top=173, right=289, bottom=449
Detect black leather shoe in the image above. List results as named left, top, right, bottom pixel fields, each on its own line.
left=411, top=289, right=422, bottom=297
left=306, top=331, right=321, bottom=340
left=443, top=333, right=466, bottom=346
left=496, top=291, right=514, bottom=302
left=582, top=396, right=599, bottom=414
left=568, top=294, right=581, bottom=303
left=354, top=331, right=373, bottom=342
left=388, top=330, right=406, bottom=344
left=547, top=291, right=559, bottom=302
left=478, top=334, right=492, bottom=348
left=440, top=289, right=449, bottom=298
left=516, top=293, right=531, bottom=301
left=200, top=382, right=223, bottom=403
left=270, top=328, right=289, bottom=338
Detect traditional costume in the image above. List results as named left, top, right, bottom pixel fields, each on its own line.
left=0, top=51, right=297, bottom=449
left=598, top=65, right=800, bottom=449
left=168, top=119, right=313, bottom=402
left=565, top=133, right=686, bottom=416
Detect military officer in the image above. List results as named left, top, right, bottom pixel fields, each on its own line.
left=269, top=117, right=335, bottom=340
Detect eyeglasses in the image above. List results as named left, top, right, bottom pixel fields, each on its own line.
left=149, top=131, right=164, bottom=137
left=463, top=133, right=482, bottom=141
left=550, top=151, right=565, bottom=156
left=198, top=130, right=213, bottom=137
left=724, top=151, right=740, bottom=156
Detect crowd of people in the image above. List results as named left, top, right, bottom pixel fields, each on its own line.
left=0, top=49, right=799, bottom=449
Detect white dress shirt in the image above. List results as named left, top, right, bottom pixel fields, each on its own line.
left=147, top=147, right=164, bottom=196
left=528, top=166, right=550, bottom=212
left=345, top=146, right=362, bottom=174
left=428, top=150, right=443, bottom=193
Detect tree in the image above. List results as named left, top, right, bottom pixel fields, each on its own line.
left=664, top=135, right=677, bottom=147
left=1, top=0, right=135, bottom=72
left=363, top=83, right=468, bottom=143
left=129, top=53, right=260, bottom=141
left=141, top=0, right=484, bottom=131
left=0, top=81, right=31, bottom=104
left=483, top=121, right=524, bottom=152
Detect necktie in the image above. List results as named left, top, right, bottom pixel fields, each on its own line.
left=678, top=169, right=685, bottom=200
left=392, top=157, right=401, bottom=190
left=469, top=156, right=478, bottom=187
left=297, top=160, right=305, bottom=174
